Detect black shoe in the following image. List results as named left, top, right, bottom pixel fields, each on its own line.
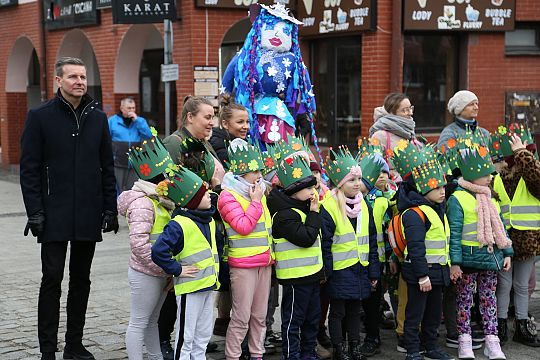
left=266, top=329, right=282, bottom=344
left=513, top=318, right=540, bottom=347
left=160, top=340, right=174, bottom=360
left=63, top=343, right=95, bottom=360
left=423, top=348, right=455, bottom=360
left=206, top=341, right=218, bottom=353
left=213, top=317, right=230, bottom=336
left=359, top=339, right=380, bottom=357
left=264, top=337, right=277, bottom=354
left=41, top=353, right=56, bottom=360
left=349, top=340, right=368, bottom=360
left=405, top=352, right=424, bottom=360
left=317, top=328, right=332, bottom=349
left=333, top=343, right=351, bottom=360
left=498, top=318, right=508, bottom=344
left=397, top=335, right=406, bottom=353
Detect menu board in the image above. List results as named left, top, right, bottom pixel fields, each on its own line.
left=403, top=0, right=515, bottom=32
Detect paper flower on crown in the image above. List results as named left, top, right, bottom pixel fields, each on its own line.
left=276, top=154, right=313, bottom=190
left=226, top=138, right=264, bottom=175
left=324, top=146, right=360, bottom=187
left=156, top=166, right=206, bottom=208
left=457, top=139, right=495, bottom=182
left=411, top=158, right=447, bottom=195
left=128, top=134, right=175, bottom=180
left=497, top=122, right=536, bottom=158
left=392, top=140, right=426, bottom=177
left=356, top=137, right=384, bottom=161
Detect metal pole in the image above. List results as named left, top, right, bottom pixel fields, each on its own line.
left=164, top=19, right=172, bottom=136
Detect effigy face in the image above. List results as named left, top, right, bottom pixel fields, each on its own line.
left=260, top=21, right=292, bottom=53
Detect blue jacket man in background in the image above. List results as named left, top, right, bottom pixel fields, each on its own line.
left=108, top=97, right=152, bottom=193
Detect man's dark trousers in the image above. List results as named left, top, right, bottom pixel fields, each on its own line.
left=38, top=241, right=96, bottom=353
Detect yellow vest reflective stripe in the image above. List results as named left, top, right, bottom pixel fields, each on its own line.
left=172, top=216, right=220, bottom=295
left=146, top=197, right=172, bottom=243
left=221, top=190, right=273, bottom=259
left=272, top=208, right=323, bottom=280
left=403, top=205, right=450, bottom=265
left=373, top=196, right=390, bottom=262
left=321, top=195, right=371, bottom=270
left=510, top=178, right=540, bottom=230
left=453, top=190, right=501, bottom=247
left=493, top=174, right=511, bottom=229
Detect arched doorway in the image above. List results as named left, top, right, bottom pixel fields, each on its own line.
left=56, top=29, right=102, bottom=104
left=220, top=17, right=251, bottom=80
left=114, top=24, right=174, bottom=133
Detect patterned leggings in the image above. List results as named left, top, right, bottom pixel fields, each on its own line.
left=455, top=271, right=498, bottom=336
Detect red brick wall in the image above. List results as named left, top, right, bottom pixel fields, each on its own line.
left=1, top=93, right=27, bottom=165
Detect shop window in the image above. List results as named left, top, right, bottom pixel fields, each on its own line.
left=311, top=36, right=361, bottom=148
left=505, top=23, right=540, bottom=55
left=403, top=35, right=459, bottom=132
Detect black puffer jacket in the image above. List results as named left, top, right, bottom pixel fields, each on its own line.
left=209, top=127, right=232, bottom=168
left=396, top=181, right=450, bottom=286
left=266, top=187, right=324, bottom=285
left=20, top=90, right=116, bottom=243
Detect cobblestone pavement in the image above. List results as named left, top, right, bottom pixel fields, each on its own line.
left=1, top=176, right=539, bottom=360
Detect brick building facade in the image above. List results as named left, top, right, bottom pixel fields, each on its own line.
left=1, top=0, right=539, bottom=168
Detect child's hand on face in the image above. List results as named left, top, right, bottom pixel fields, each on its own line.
left=179, top=265, right=199, bottom=278
left=249, top=182, right=264, bottom=201
left=310, top=190, right=319, bottom=212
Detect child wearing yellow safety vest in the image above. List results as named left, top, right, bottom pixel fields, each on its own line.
left=320, top=147, right=380, bottom=360
left=151, top=166, right=224, bottom=360
left=119, top=135, right=175, bottom=360
left=217, top=139, right=274, bottom=360
left=447, top=140, right=512, bottom=360
left=266, top=152, right=323, bottom=360
left=491, top=125, right=540, bottom=347
left=393, top=141, right=454, bottom=360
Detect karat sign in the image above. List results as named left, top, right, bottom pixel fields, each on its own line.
left=0, top=0, right=18, bottom=8
left=112, top=0, right=177, bottom=24
left=195, top=0, right=294, bottom=9
left=297, top=0, right=377, bottom=36
left=403, top=0, right=516, bottom=32
left=44, top=0, right=99, bottom=30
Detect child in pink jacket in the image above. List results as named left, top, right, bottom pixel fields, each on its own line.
left=118, top=136, right=176, bottom=360
left=218, top=139, right=274, bottom=360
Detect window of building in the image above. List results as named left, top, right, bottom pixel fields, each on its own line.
left=403, top=35, right=459, bottom=132
left=505, top=23, right=540, bottom=55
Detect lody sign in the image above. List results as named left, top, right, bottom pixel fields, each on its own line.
left=297, top=0, right=377, bottom=36
left=44, top=0, right=99, bottom=30
left=403, top=0, right=515, bottom=32
left=112, top=0, right=177, bottom=24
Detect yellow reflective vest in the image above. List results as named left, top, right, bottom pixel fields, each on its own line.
left=453, top=190, right=501, bottom=247
left=321, top=195, right=371, bottom=270
left=493, top=174, right=511, bottom=229
left=222, top=190, right=273, bottom=260
left=403, top=205, right=450, bottom=265
left=146, top=197, right=172, bottom=243
left=272, top=208, right=323, bottom=280
left=373, top=196, right=390, bottom=262
left=510, top=178, right=540, bottom=230
left=172, top=216, right=220, bottom=295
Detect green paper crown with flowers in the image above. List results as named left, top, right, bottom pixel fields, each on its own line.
left=276, top=155, right=313, bottom=190
left=436, top=151, right=452, bottom=176
left=356, top=137, right=384, bottom=161
left=411, top=159, right=447, bottom=195
left=489, top=132, right=504, bottom=163
left=456, top=141, right=495, bottom=181
left=128, top=130, right=177, bottom=180
left=359, top=153, right=387, bottom=186
left=156, top=166, right=205, bottom=207
left=392, top=139, right=426, bottom=177
left=275, top=134, right=309, bottom=162
left=497, top=123, right=536, bottom=158
left=227, top=139, right=264, bottom=175
left=438, top=137, right=460, bottom=171
left=324, top=146, right=359, bottom=187
left=177, top=136, right=215, bottom=182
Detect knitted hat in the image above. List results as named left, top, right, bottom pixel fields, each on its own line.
left=447, top=90, right=478, bottom=116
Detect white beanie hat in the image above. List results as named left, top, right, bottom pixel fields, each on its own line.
left=447, top=90, right=478, bottom=116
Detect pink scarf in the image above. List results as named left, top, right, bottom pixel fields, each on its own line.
left=458, top=178, right=512, bottom=252
left=345, top=193, right=363, bottom=218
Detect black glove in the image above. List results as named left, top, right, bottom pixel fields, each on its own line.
left=101, top=210, right=119, bottom=234
left=24, top=211, right=45, bottom=237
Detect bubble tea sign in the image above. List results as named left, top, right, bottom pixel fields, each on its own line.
left=403, top=0, right=515, bottom=31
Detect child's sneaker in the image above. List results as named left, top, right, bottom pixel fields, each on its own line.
left=457, top=334, right=475, bottom=359
left=423, top=348, right=455, bottom=360
left=446, top=335, right=481, bottom=350
left=483, top=335, right=506, bottom=360
left=405, top=352, right=424, bottom=360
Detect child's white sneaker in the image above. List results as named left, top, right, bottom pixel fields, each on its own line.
left=458, top=334, right=475, bottom=359
left=483, top=334, right=506, bottom=359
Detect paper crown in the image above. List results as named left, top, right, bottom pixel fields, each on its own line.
left=156, top=166, right=206, bottom=208
left=128, top=135, right=176, bottom=180
left=276, top=154, right=313, bottom=190
left=274, top=134, right=310, bottom=162
left=359, top=153, right=387, bottom=186
left=489, top=132, right=504, bottom=163
left=457, top=142, right=495, bottom=181
left=411, top=159, right=448, bottom=195
left=227, top=138, right=264, bottom=175
left=260, top=3, right=302, bottom=25
left=392, top=139, right=426, bottom=177
left=178, top=137, right=215, bottom=182
left=497, top=123, right=536, bottom=158
left=356, top=137, right=384, bottom=161
left=324, top=146, right=360, bottom=187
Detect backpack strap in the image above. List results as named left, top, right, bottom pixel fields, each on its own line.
left=409, top=206, right=426, bottom=223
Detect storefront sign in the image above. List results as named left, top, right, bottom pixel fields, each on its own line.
left=297, top=0, right=377, bottom=36
left=44, top=0, right=99, bottom=30
left=194, top=66, right=219, bottom=106
left=195, top=0, right=295, bottom=10
left=403, top=0, right=515, bottom=31
left=0, top=0, right=18, bottom=8
left=161, top=64, right=179, bottom=82
left=112, top=0, right=177, bottom=24
left=96, top=0, right=111, bottom=9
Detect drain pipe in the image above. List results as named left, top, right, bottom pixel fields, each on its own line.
left=38, top=0, right=48, bottom=101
